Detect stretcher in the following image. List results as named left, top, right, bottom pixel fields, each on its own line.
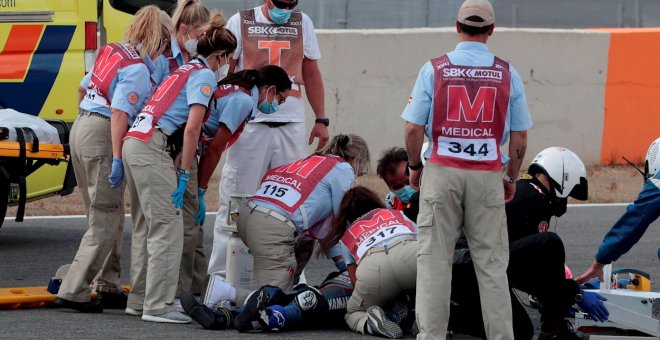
left=574, top=289, right=660, bottom=339
left=0, top=120, right=74, bottom=228
left=0, top=285, right=131, bottom=310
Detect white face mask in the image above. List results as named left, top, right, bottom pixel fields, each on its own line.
left=215, top=64, right=229, bottom=81
left=184, top=33, right=197, bottom=55
left=214, top=55, right=230, bottom=81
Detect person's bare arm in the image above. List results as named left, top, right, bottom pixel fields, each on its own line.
left=78, top=86, right=86, bottom=105
left=505, top=130, right=528, bottom=201
left=197, top=124, right=232, bottom=189
left=405, top=122, right=426, bottom=188
left=110, top=109, right=129, bottom=158
left=180, top=104, right=206, bottom=171
left=302, top=57, right=328, bottom=150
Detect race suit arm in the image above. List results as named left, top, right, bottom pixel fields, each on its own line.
left=595, top=176, right=660, bottom=264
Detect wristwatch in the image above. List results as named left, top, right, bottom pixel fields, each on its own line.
left=574, top=292, right=584, bottom=303
left=503, top=173, right=515, bottom=184
left=315, top=118, right=330, bottom=127
left=407, top=161, right=424, bottom=171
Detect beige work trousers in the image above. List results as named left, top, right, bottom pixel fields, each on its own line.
left=123, top=131, right=183, bottom=316
left=177, top=159, right=208, bottom=296
left=345, top=238, right=417, bottom=334
left=58, top=111, right=124, bottom=303
left=416, top=163, right=513, bottom=340
left=236, top=203, right=296, bottom=292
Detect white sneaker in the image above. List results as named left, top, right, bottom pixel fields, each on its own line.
left=125, top=307, right=142, bottom=316
left=204, top=274, right=236, bottom=308
left=142, top=310, right=191, bottom=324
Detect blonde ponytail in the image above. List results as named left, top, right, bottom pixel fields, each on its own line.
left=172, top=0, right=210, bottom=32
left=316, top=134, right=371, bottom=176
left=123, top=5, right=171, bottom=58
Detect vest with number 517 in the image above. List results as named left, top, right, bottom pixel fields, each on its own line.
left=430, top=54, right=511, bottom=171
left=341, top=209, right=416, bottom=262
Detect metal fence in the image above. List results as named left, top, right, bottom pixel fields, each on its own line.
left=201, top=0, right=660, bottom=29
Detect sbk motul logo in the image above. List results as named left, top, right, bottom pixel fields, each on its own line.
left=443, top=68, right=502, bottom=80
left=248, top=26, right=298, bottom=35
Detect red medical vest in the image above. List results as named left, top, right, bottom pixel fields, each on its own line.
left=253, top=154, right=344, bottom=214
left=125, top=63, right=207, bottom=143
left=86, top=43, right=142, bottom=107
left=341, top=209, right=415, bottom=262
left=429, top=54, right=511, bottom=171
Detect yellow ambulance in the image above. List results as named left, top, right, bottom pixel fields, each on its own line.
left=0, top=0, right=174, bottom=228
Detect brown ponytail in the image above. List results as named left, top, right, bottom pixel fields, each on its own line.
left=318, top=186, right=385, bottom=256
left=196, top=10, right=237, bottom=58
left=316, top=134, right=371, bottom=176
left=219, top=65, right=292, bottom=92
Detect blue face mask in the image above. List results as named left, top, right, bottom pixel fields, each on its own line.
left=268, top=6, right=292, bottom=24
left=258, top=97, right=278, bottom=114
left=393, top=185, right=417, bottom=204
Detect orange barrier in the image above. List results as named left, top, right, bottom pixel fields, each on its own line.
left=594, top=28, right=660, bottom=164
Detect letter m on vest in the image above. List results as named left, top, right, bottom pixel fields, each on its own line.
left=346, top=210, right=396, bottom=239
left=94, top=46, right=124, bottom=82
left=447, top=85, right=496, bottom=123
left=274, top=155, right=325, bottom=178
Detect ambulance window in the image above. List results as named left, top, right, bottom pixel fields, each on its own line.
left=109, top=0, right=176, bottom=15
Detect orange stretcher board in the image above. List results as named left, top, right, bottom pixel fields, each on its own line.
left=0, top=285, right=130, bottom=309
left=0, top=141, right=65, bottom=160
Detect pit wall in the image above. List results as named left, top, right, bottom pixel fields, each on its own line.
left=304, top=27, right=660, bottom=166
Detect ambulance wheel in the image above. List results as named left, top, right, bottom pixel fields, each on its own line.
left=0, top=182, right=7, bottom=231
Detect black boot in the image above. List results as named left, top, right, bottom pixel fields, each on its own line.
left=55, top=297, right=103, bottom=313
left=180, top=290, right=231, bottom=330
left=96, top=291, right=128, bottom=309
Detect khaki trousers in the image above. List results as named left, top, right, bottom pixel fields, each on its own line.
left=177, top=159, right=208, bottom=296
left=236, top=203, right=296, bottom=292
left=416, top=163, right=513, bottom=340
left=345, top=238, right=417, bottom=334
left=123, top=131, right=183, bottom=316
left=58, top=112, right=124, bottom=302
left=210, top=122, right=307, bottom=277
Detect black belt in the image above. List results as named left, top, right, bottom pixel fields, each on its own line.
left=80, top=110, right=110, bottom=121
left=259, top=122, right=289, bottom=128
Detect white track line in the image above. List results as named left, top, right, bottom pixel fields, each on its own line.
left=4, top=204, right=630, bottom=220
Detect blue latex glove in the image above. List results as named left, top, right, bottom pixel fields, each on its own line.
left=578, top=290, right=609, bottom=322
left=171, top=171, right=189, bottom=209
left=194, top=188, right=206, bottom=226
left=108, top=157, right=124, bottom=188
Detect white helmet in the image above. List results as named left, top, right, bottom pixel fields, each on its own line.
left=645, top=137, right=660, bottom=180
left=528, top=147, right=588, bottom=200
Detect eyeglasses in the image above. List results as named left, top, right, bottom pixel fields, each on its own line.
left=272, top=0, right=298, bottom=10
left=276, top=92, right=286, bottom=105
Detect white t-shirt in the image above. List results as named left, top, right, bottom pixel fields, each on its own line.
left=227, top=7, right=322, bottom=122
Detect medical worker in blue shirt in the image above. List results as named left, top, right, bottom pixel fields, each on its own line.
left=167, top=0, right=211, bottom=302
left=576, top=137, right=660, bottom=284
left=402, top=0, right=533, bottom=338
left=55, top=6, right=171, bottom=314
left=121, top=11, right=237, bottom=324
left=196, top=65, right=293, bottom=203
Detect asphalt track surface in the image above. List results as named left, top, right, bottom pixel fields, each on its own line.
left=1, top=204, right=659, bottom=339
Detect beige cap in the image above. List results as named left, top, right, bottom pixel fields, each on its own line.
left=457, top=0, right=495, bottom=27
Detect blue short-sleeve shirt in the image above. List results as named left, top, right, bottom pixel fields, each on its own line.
left=156, top=56, right=216, bottom=134
left=203, top=85, right=255, bottom=137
